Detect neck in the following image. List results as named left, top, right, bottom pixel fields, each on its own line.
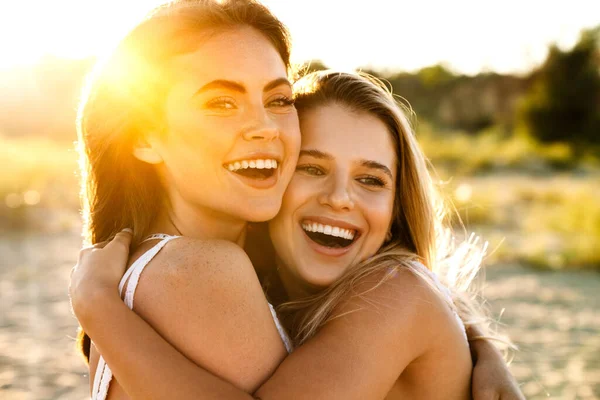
left=275, top=258, right=320, bottom=301
left=149, top=196, right=247, bottom=247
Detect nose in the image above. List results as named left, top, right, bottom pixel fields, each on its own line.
left=242, top=106, right=279, bottom=142
left=318, top=176, right=354, bottom=211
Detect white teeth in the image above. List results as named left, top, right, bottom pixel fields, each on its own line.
left=301, top=221, right=356, bottom=240
left=225, top=159, right=279, bottom=171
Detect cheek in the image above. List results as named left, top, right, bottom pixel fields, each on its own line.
left=363, top=194, right=395, bottom=247
left=280, top=113, right=301, bottom=149
left=279, top=174, right=312, bottom=212
left=165, top=101, right=239, bottom=150
left=278, top=115, right=301, bottom=180
left=269, top=176, right=312, bottom=249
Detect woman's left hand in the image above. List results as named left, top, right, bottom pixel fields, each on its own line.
left=69, top=229, right=133, bottom=323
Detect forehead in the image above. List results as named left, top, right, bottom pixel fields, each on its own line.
left=169, top=26, right=287, bottom=92
left=300, top=103, right=397, bottom=169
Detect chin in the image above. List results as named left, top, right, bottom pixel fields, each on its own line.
left=300, top=265, right=345, bottom=289
left=243, top=203, right=282, bottom=222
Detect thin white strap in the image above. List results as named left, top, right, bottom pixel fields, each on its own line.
left=117, top=235, right=180, bottom=296
left=91, top=355, right=105, bottom=399
left=91, top=235, right=179, bottom=400
left=122, top=237, right=175, bottom=307
left=139, top=233, right=179, bottom=244
left=268, top=303, right=293, bottom=353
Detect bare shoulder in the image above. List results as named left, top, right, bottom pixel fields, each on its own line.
left=335, top=266, right=451, bottom=324
left=152, top=237, right=256, bottom=278
left=255, top=265, right=467, bottom=400
left=129, top=237, right=286, bottom=392
left=330, top=265, right=464, bottom=357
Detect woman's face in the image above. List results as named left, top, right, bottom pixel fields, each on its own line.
left=269, top=103, right=397, bottom=294
left=150, top=27, right=300, bottom=223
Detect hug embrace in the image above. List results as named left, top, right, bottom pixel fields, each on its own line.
left=69, top=0, right=524, bottom=399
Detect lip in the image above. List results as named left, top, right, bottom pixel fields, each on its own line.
left=227, top=167, right=279, bottom=190
left=300, top=216, right=361, bottom=233
left=224, top=152, right=283, bottom=190
left=300, top=225, right=358, bottom=257
left=223, top=152, right=282, bottom=165
left=299, top=216, right=362, bottom=257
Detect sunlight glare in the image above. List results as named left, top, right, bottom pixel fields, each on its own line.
left=0, top=0, right=599, bottom=74
left=0, top=0, right=163, bottom=69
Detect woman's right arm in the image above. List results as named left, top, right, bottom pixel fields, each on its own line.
left=72, top=232, right=523, bottom=399
left=71, top=232, right=285, bottom=399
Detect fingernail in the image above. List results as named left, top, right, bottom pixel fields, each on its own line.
left=122, top=228, right=133, bottom=234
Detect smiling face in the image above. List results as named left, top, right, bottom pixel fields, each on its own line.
left=268, top=103, right=397, bottom=296
left=148, top=27, right=300, bottom=225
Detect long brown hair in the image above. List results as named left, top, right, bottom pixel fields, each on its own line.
left=76, top=0, right=291, bottom=362
left=278, top=71, right=509, bottom=350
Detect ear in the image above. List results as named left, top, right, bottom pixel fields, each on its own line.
left=132, top=138, right=163, bottom=165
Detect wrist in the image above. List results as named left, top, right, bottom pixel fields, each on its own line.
left=72, top=283, right=121, bottom=328
left=470, top=337, right=504, bottom=364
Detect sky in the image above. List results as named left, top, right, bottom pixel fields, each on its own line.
left=0, top=0, right=598, bottom=75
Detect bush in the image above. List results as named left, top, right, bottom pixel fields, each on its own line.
left=518, top=27, right=600, bottom=146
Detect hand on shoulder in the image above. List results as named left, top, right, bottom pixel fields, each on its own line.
left=70, top=229, right=133, bottom=325
left=131, top=236, right=287, bottom=393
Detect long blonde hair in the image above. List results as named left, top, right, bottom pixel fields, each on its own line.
left=75, top=0, right=291, bottom=362
left=278, top=71, right=509, bottom=351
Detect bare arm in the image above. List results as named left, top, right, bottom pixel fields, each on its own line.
left=468, top=326, right=525, bottom=400
left=71, top=233, right=285, bottom=399
left=71, top=233, right=522, bottom=399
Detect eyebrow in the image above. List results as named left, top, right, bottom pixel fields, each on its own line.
left=360, top=160, right=394, bottom=180
left=264, top=77, right=292, bottom=92
left=193, top=77, right=292, bottom=97
left=300, top=149, right=394, bottom=179
left=299, top=149, right=333, bottom=160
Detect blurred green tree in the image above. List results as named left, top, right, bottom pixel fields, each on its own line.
left=519, top=26, right=600, bottom=146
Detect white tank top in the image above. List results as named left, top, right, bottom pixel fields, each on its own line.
left=91, top=234, right=293, bottom=400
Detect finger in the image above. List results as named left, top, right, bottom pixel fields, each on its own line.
left=93, top=240, right=110, bottom=249
left=104, top=228, right=133, bottom=251
left=80, top=240, right=109, bottom=252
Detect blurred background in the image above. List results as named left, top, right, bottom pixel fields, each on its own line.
left=1, top=0, right=599, bottom=398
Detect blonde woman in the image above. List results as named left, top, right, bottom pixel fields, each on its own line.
left=71, top=69, right=523, bottom=398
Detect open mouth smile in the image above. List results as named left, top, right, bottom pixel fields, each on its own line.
left=224, top=158, right=279, bottom=181
left=301, top=220, right=359, bottom=249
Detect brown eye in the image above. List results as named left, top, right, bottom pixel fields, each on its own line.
left=205, top=97, right=236, bottom=110
left=297, top=165, right=324, bottom=176
left=358, top=176, right=385, bottom=187
left=268, top=96, right=295, bottom=108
